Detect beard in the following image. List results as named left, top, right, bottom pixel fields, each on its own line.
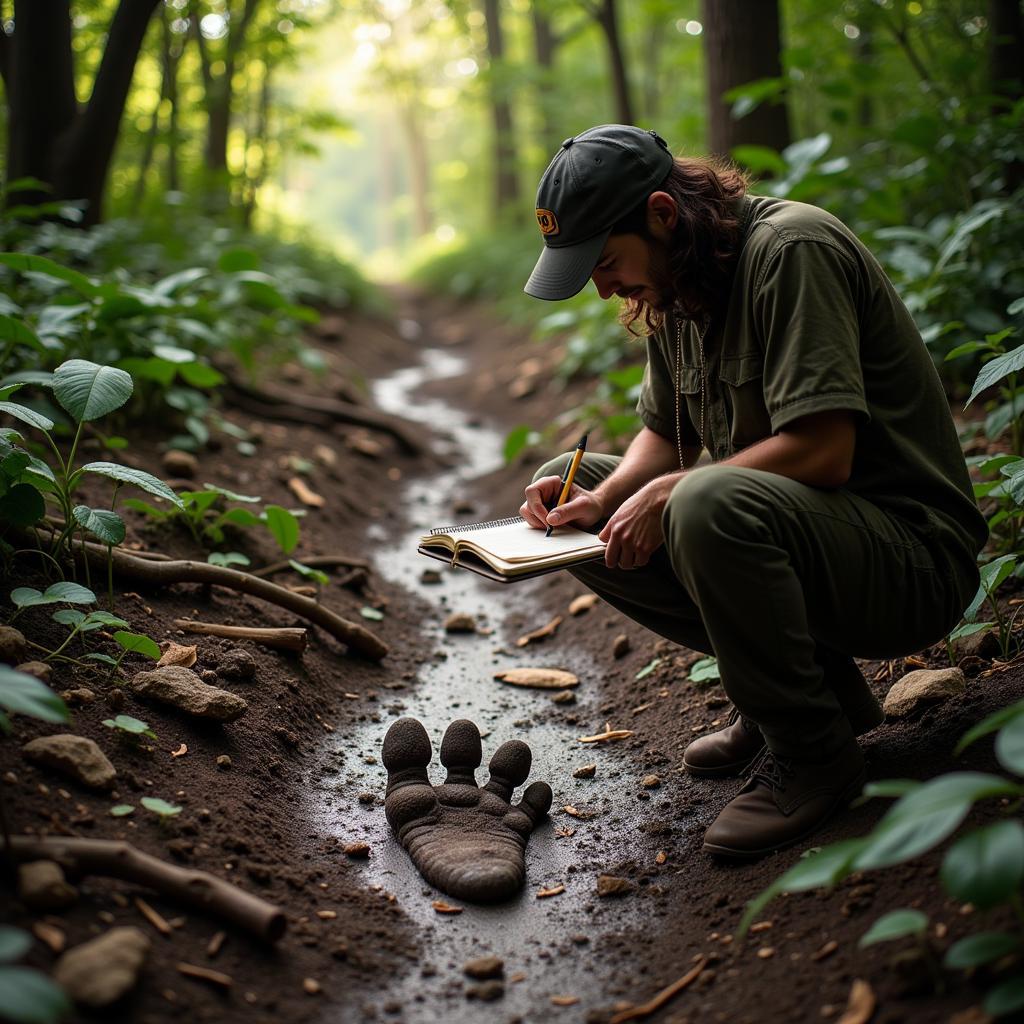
left=645, top=244, right=676, bottom=312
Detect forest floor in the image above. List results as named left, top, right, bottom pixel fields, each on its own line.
left=3, top=289, right=1023, bottom=1024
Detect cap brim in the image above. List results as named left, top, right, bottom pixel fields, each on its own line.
left=523, top=229, right=610, bottom=300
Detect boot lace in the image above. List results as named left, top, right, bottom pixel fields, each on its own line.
left=748, top=749, right=796, bottom=791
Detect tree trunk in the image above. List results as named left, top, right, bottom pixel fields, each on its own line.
left=595, top=0, right=634, bottom=125
left=700, top=0, right=791, bottom=160
left=483, top=0, right=520, bottom=215
left=398, top=103, right=433, bottom=237
left=241, top=59, right=270, bottom=228
left=164, top=8, right=181, bottom=193
left=531, top=3, right=559, bottom=156
left=5, top=0, right=160, bottom=225
left=989, top=0, right=1024, bottom=189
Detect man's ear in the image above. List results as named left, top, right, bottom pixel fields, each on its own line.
left=646, top=192, right=678, bottom=240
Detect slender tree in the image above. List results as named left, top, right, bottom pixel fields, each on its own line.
left=483, top=0, right=521, bottom=214
left=1, top=0, right=162, bottom=224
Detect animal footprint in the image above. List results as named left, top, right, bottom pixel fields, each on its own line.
left=382, top=717, right=552, bottom=902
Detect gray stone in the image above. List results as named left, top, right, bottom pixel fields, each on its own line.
left=22, top=734, right=116, bottom=790
left=464, top=956, right=504, bottom=980
left=130, top=665, right=247, bottom=721
left=54, top=927, right=151, bottom=1007
left=0, top=625, right=28, bottom=665
left=17, top=860, right=77, bottom=910
left=884, top=667, right=966, bottom=718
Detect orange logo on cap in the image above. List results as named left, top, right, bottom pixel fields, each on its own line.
left=536, top=209, right=559, bottom=236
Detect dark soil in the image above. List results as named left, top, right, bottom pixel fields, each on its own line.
left=2, top=290, right=1022, bottom=1024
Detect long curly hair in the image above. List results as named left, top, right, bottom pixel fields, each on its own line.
left=612, top=157, right=750, bottom=334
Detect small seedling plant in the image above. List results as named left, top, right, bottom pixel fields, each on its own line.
left=102, top=714, right=157, bottom=743
left=141, top=796, right=182, bottom=826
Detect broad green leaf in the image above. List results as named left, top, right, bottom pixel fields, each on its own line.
left=858, top=909, right=928, bottom=948
left=940, top=820, right=1024, bottom=910
left=0, top=251, right=97, bottom=296
left=110, top=804, right=135, bottom=817
left=985, top=976, right=1024, bottom=1017
left=968, top=344, right=1024, bottom=408
left=947, top=622, right=995, bottom=644
left=82, top=463, right=184, bottom=509
left=72, top=505, right=126, bottom=545
left=689, top=657, right=721, bottom=683
left=96, top=295, right=151, bottom=322
left=207, top=551, right=250, bottom=567
left=0, top=315, right=44, bottom=354
left=10, top=587, right=43, bottom=608
left=1008, top=297, right=1024, bottom=316
left=84, top=653, right=117, bottom=666
left=51, top=609, right=85, bottom=627
left=945, top=340, right=994, bottom=361
left=503, top=425, right=537, bottom=464
left=360, top=606, right=384, bottom=621
left=0, top=964, right=73, bottom=1023
left=203, top=483, right=261, bottom=503
left=0, top=483, right=44, bottom=527
left=140, top=796, right=182, bottom=817
left=0, top=927, right=31, bottom=964
left=177, top=362, right=224, bottom=389
left=43, top=581, right=96, bottom=604
left=635, top=657, right=664, bottom=680
left=103, top=715, right=154, bottom=736
left=52, top=360, right=133, bottom=422
left=860, top=779, right=920, bottom=800
left=936, top=204, right=1006, bottom=274
left=0, top=402, right=54, bottom=432
left=945, top=931, right=1020, bottom=969
left=80, top=611, right=130, bottom=629
left=112, top=631, right=161, bottom=660
left=219, top=507, right=261, bottom=528
left=0, top=667, right=69, bottom=726
left=152, top=266, right=207, bottom=296
left=180, top=490, right=220, bottom=516
left=264, top=504, right=299, bottom=554
left=152, top=344, right=196, bottom=364
left=996, top=714, right=1024, bottom=775
left=218, top=247, right=260, bottom=272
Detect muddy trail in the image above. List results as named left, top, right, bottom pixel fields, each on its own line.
left=3, top=290, right=1024, bottom=1024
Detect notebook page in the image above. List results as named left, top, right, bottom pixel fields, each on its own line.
left=460, top=519, right=604, bottom=563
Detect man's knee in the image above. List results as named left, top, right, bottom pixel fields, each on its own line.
left=532, top=453, right=573, bottom=485
left=664, top=465, right=765, bottom=552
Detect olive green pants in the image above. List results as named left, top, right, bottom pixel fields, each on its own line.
left=535, top=453, right=979, bottom=760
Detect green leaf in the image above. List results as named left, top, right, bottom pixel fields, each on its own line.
left=360, top=606, right=384, bottom=621
left=689, top=657, right=721, bottom=683
left=80, top=611, right=130, bottom=629
left=219, top=507, right=261, bottom=528
left=944, top=931, right=1020, bottom=969
left=218, top=247, right=260, bottom=272
left=0, top=964, right=73, bottom=1023
left=945, top=340, right=994, bottom=361
left=0, top=251, right=97, bottom=296
left=956, top=700, right=1024, bottom=755
left=110, top=804, right=135, bottom=817
left=996, top=714, right=1024, bottom=775
left=112, top=631, right=161, bottom=660
left=0, top=927, right=32, bottom=964
left=985, top=976, right=1024, bottom=1017
left=0, top=666, right=69, bottom=726
left=0, top=315, right=45, bottom=354
left=635, top=657, right=664, bottom=680
left=51, top=609, right=85, bottom=627
left=858, top=908, right=928, bottom=948
left=503, top=425, right=538, bottom=464
left=177, top=362, right=224, bottom=389
left=263, top=504, right=299, bottom=554
left=140, top=796, right=182, bottom=817
left=102, top=714, right=154, bottom=736
left=860, top=779, right=920, bottom=800
left=81, top=463, right=185, bottom=509
left=0, top=483, right=45, bottom=527
left=12, top=582, right=95, bottom=609
left=940, top=820, right=1024, bottom=909
left=0, top=402, right=54, bottom=432
left=947, top=622, right=995, bottom=643
left=289, top=558, right=329, bottom=585
left=1008, top=297, right=1024, bottom=316
left=207, top=551, right=250, bottom=567
left=203, top=483, right=261, bottom=503
left=52, top=360, right=133, bottom=423
left=84, top=653, right=117, bottom=667
left=968, top=344, right=1024, bottom=408
left=72, top=505, right=125, bottom=545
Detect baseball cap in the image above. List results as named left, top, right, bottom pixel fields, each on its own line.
left=524, top=124, right=675, bottom=301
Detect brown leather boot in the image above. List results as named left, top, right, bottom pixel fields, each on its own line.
left=682, top=661, right=883, bottom=779
left=702, top=739, right=865, bottom=859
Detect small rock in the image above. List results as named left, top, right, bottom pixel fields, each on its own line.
left=883, top=668, right=966, bottom=718
left=0, top=625, right=28, bottom=665
left=200, top=669, right=219, bottom=684
left=596, top=874, right=634, bottom=897
left=54, top=927, right=151, bottom=1007
left=444, top=613, right=476, bottom=634
left=130, top=666, right=248, bottom=721
left=642, top=775, right=662, bottom=789
left=464, top=956, right=504, bottom=980
left=573, top=765, right=597, bottom=779
left=218, top=649, right=256, bottom=681
left=568, top=594, right=599, bottom=616
left=60, top=687, right=96, bottom=707
left=15, top=661, right=51, bottom=683
left=612, top=634, right=631, bottom=659
left=466, top=981, right=505, bottom=1001
left=951, top=628, right=1000, bottom=661
left=161, top=450, right=198, bottom=478
left=22, top=734, right=116, bottom=790
left=216, top=755, right=232, bottom=770
left=343, top=842, right=371, bottom=858
left=357, top=792, right=375, bottom=805
left=551, top=690, right=576, bottom=705
left=18, top=860, right=77, bottom=910
left=453, top=500, right=475, bottom=515
left=420, top=569, right=443, bottom=585
left=303, top=978, right=321, bottom=995
left=106, top=689, right=125, bottom=712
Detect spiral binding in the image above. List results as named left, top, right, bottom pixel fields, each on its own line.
left=428, top=515, right=522, bottom=537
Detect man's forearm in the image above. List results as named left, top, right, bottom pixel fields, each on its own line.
left=593, top=427, right=698, bottom=515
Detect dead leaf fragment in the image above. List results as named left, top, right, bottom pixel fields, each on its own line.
left=537, top=885, right=565, bottom=898
left=568, top=593, right=599, bottom=615
left=494, top=667, right=579, bottom=689
left=177, top=962, right=233, bottom=989
left=288, top=476, right=326, bottom=508
left=32, top=922, right=65, bottom=953
left=837, top=979, right=875, bottom=1024
left=158, top=642, right=197, bottom=668
left=578, top=722, right=634, bottom=743
left=516, top=615, right=563, bottom=647
left=811, top=939, right=838, bottom=962
left=432, top=900, right=463, bottom=914
left=171, top=743, right=188, bottom=758
left=655, top=851, right=667, bottom=865
left=550, top=995, right=579, bottom=1006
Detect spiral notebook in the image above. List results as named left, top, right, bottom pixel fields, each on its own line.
left=418, top=516, right=606, bottom=583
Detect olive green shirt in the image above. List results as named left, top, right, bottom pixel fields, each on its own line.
left=637, top=194, right=987, bottom=565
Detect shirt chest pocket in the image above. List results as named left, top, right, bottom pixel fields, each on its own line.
left=718, top=353, right=773, bottom=449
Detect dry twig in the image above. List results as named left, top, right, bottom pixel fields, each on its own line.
left=608, top=958, right=706, bottom=1023
left=173, top=620, right=308, bottom=652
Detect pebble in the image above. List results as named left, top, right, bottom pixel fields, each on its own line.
left=18, top=860, right=78, bottom=910
left=303, top=978, right=321, bottom=995
left=612, top=634, right=631, bottom=659
left=54, top=927, right=151, bottom=1007
left=642, top=775, right=662, bottom=789
left=883, top=667, right=966, bottom=718
left=420, top=570, right=443, bottom=585
left=218, top=649, right=256, bottom=681
left=22, top=734, right=117, bottom=790
left=130, top=666, right=248, bottom=721
left=343, top=842, right=371, bottom=858
left=15, top=661, right=51, bottom=683
left=200, top=670, right=219, bottom=684
left=0, top=625, right=28, bottom=664
left=573, top=765, right=597, bottom=779
left=551, top=690, right=576, bottom=704
left=60, top=687, right=97, bottom=706
left=216, top=755, right=232, bottom=770
left=464, top=956, right=504, bottom=980
left=444, top=613, right=476, bottom=634
left=596, top=874, right=634, bottom=897
left=162, top=450, right=198, bottom=477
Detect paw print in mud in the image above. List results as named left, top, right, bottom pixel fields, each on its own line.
left=382, top=717, right=552, bottom=903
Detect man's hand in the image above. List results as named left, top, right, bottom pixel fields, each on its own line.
left=520, top=475, right=604, bottom=531
left=598, top=474, right=678, bottom=569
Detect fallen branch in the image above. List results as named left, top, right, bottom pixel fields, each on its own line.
left=251, top=553, right=369, bottom=577
left=4, top=836, right=286, bottom=943
left=174, top=620, right=307, bottom=652
left=222, top=377, right=426, bottom=456
left=609, top=958, right=706, bottom=1024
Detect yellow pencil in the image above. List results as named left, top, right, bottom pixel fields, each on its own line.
left=546, top=433, right=588, bottom=537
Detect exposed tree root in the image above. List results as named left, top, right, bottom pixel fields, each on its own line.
left=173, top=619, right=307, bottom=652
left=4, top=836, right=287, bottom=942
